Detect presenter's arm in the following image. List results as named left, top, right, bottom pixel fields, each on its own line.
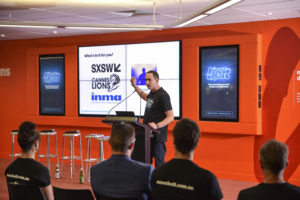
left=41, top=185, right=54, bottom=200
left=130, top=77, right=147, bottom=101
left=149, top=110, right=174, bottom=130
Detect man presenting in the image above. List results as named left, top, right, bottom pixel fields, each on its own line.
left=131, top=70, right=174, bottom=167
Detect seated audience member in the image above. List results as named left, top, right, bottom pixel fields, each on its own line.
left=151, top=118, right=223, bottom=200
left=5, top=121, right=54, bottom=200
left=238, top=139, right=300, bottom=200
left=91, top=122, right=154, bottom=200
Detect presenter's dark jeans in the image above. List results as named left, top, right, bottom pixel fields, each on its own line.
left=150, top=140, right=166, bottom=167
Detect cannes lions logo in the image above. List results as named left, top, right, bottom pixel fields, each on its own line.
left=91, top=74, right=120, bottom=92
left=108, top=74, right=120, bottom=92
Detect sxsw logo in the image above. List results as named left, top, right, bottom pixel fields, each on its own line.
left=207, top=67, right=231, bottom=81
left=91, top=63, right=121, bottom=73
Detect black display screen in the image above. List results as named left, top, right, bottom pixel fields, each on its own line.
left=200, top=45, right=239, bottom=121
left=39, top=55, right=65, bottom=115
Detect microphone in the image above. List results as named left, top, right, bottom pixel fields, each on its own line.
left=107, top=90, right=136, bottom=116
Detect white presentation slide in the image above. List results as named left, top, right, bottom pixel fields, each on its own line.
left=78, top=41, right=181, bottom=117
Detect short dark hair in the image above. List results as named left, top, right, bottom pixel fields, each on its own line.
left=109, top=122, right=135, bottom=153
left=172, top=118, right=200, bottom=154
left=18, top=121, right=40, bottom=152
left=146, top=70, right=159, bottom=80
left=259, top=139, right=289, bottom=175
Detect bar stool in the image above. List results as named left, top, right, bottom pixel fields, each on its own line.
left=61, top=130, right=83, bottom=180
left=9, top=130, right=21, bottom=161
left=84, top=134, right=103, bottom=182
left=38, top=129, right=59, bottom=170
left=98, top=136, right=110, bottom=162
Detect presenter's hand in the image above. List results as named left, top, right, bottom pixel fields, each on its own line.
left=130, top=77, right=137, bottom=87
left=148, top=122, right=159, bottom=131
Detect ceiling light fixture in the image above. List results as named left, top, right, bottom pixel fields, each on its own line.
left=0, top=21, right=163, bottom=31
left=0, top=24, right=56, bottom=29
left=176, top=15, right=207, bottom=28
left=65, top=26, right=156, bottom=31
left=170, top=0, right=243, bottom=28
left=205, top=0, right=242, bottom=14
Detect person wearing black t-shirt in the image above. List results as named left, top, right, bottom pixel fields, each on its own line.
left=131, top=70, right=174, bottom=167
left=5, top=121, right=54, bottom=200
left=151, top=118, right=223, bottom=200
left=237, top=139, right=300, bottom=200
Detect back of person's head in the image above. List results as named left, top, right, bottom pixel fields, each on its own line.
left=18, top=121, right=40, bottom=152
left=172, top=118, right=200, bottom=155
left=259, top=139, right=289, bottom=175
left=109, top=122, right=135, bottom=153
left=146, top=70, right=159, bottom=80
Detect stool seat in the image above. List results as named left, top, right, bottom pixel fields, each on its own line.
left=63, top=130, right=81, bottom=137
left=38, top=129, right=59, bottom=170
left=40, top=129, right=57, bottom=136
left=98, top=136, right=110, bottom=141
left=85, top=134, right=103, bottom=139
left=10, top=130, right=18, bottom=135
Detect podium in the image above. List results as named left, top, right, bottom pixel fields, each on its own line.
left=102, top=116, right=159, bottom=164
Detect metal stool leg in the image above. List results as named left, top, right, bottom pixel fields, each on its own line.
left=86, top=138, right=91, bottom=182
left=46, top=135, right=50, bottom=170
left=38, top=137, right=41, bottom=162
left=61, top=136, right=65, bottom=177
left=55, top=133, right=59, bottom=165
left=11, top=134, right=15, bottom=161
left=99, top=140, right=104, bottom=162
left=79, top=135, right=83, bottom=169
left=70, top=136, right=73, bottom=180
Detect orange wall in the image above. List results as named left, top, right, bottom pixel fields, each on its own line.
left=0, top=18, right=299, bottom=185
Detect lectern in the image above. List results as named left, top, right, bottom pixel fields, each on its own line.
left=102, top=115, right=159, bottom=164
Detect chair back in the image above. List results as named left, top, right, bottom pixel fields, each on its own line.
left=7, top=183, right=45, bottom=200
left=94, top=192, right=139, bottom=200
left=53, top=186, right=94, bottom=200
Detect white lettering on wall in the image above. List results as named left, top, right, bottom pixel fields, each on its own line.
left=0, top=68, right=11, bottom=76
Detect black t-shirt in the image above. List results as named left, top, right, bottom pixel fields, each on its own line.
left=5, top=158, right=51, bottom=187
left=151, top=159, right=223, bottom=200
left=143, top=87, right=172, bottom=142
left=237, top=182, right=300, bottom=200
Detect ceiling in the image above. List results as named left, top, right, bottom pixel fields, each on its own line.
left=0, top=0, right=299, bottom=41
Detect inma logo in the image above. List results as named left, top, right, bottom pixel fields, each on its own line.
left=91, top=93, right=122, bottom=101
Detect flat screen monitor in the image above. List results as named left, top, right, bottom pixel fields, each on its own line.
left=199, top=45, right=239, bottom=121
left=78, top=41, right=181, bottom=118
left=39, top=55, right=65, bottom=115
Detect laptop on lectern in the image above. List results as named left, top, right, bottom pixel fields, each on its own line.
left=115, top=111, right=136, bottom=117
